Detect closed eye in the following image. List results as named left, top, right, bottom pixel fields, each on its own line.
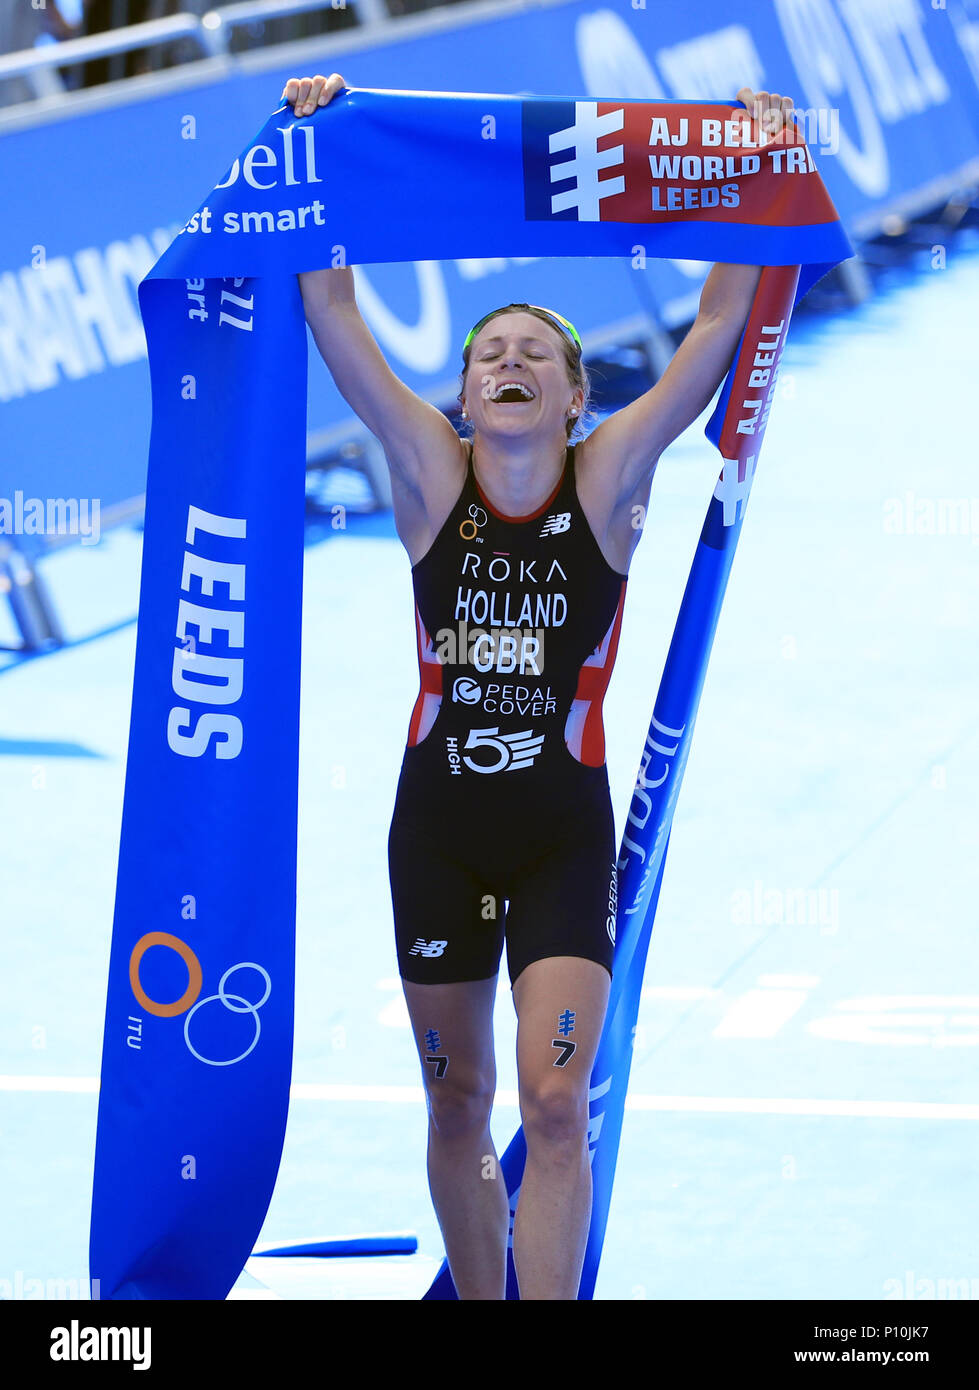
left=479, top=351, right=547, bottom=360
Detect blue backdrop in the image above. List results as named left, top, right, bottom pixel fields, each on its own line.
left=1, top=0, right=977, bottom=522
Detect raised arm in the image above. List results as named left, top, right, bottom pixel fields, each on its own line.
left=576, top=86, right=796, bottom=573
left=288, top=74, right=465, bottom=559
left=300, top=264, right=463, bottom=484
left=579, top=261, right=761, bottom=493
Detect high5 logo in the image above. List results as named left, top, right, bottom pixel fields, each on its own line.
left=461, top=726, right=545, bottom=774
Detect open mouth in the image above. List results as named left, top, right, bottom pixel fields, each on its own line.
left=491, top=381, right=536, bottom=403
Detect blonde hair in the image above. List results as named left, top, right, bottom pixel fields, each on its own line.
left=457, top=303, right=592, bottom=441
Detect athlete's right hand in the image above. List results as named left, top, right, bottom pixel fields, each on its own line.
left=281, top=72, right=346, bottom=118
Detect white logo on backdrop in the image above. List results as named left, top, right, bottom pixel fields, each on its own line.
left=547, top=103, right=626, bottom=220
left=352, top=261, right=450, bottom=372
left=773, top=0, right=889, bottom=195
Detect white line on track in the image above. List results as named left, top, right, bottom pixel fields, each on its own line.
left=1, top=1075, right=977, bottom=1119
left=713, top=987, right=810, bottom=1039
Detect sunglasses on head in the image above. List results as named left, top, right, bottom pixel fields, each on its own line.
left=464, top=305, right=582, bottom=353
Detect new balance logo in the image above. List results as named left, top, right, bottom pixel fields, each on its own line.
left=409, top=939, right=448, bottom=958
left=548, top=104, right=625, bottom=220
left=539, top=512, right=571, bottom=537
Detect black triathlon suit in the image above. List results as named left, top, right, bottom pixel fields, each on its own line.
left=388, top=439, right=628, bottom=987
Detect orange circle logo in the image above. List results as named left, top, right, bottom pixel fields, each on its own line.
left=129, top=932, right=203, bottom=1018
left=459, top=519, right=478, bottom=540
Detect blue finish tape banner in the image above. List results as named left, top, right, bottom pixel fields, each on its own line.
left=89, top=87, right=851, bottom=1299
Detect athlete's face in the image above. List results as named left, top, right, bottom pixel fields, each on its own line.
left=464, top=313, right=583, bottom=440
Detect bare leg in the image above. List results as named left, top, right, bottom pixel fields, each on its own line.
left=402, top=974, right=509, bottom=1300
left=511, top=956, right=611, bottom=1300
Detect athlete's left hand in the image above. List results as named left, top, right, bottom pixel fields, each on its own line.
left=735, top=87, right=796, bottom=138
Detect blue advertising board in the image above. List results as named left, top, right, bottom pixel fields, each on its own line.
left=1, top=0, right=977, bottom=521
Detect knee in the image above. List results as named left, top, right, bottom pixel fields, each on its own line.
left=520, top=1079, right=588, bottom=1151
left=426, top=1075, right=494, bottom=1141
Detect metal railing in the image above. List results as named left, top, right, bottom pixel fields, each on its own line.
left=0, top=0, right=388, bottom=99
left=204, top=0, right=388, bottom=42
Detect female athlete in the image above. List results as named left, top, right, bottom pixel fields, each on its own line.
left=285, top=72, right=794, bottom=1300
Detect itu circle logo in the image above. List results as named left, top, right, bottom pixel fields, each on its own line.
left=128, top=932, right=271, bottom=1067
left=129, top=932, right=202, bottom=1017
left=184, top=962, right=271, bottom=1067
left=459, top=503, right=487, bottom=541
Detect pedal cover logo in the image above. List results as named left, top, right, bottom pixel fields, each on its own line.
left=452, top=676, right=482, bottom=705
